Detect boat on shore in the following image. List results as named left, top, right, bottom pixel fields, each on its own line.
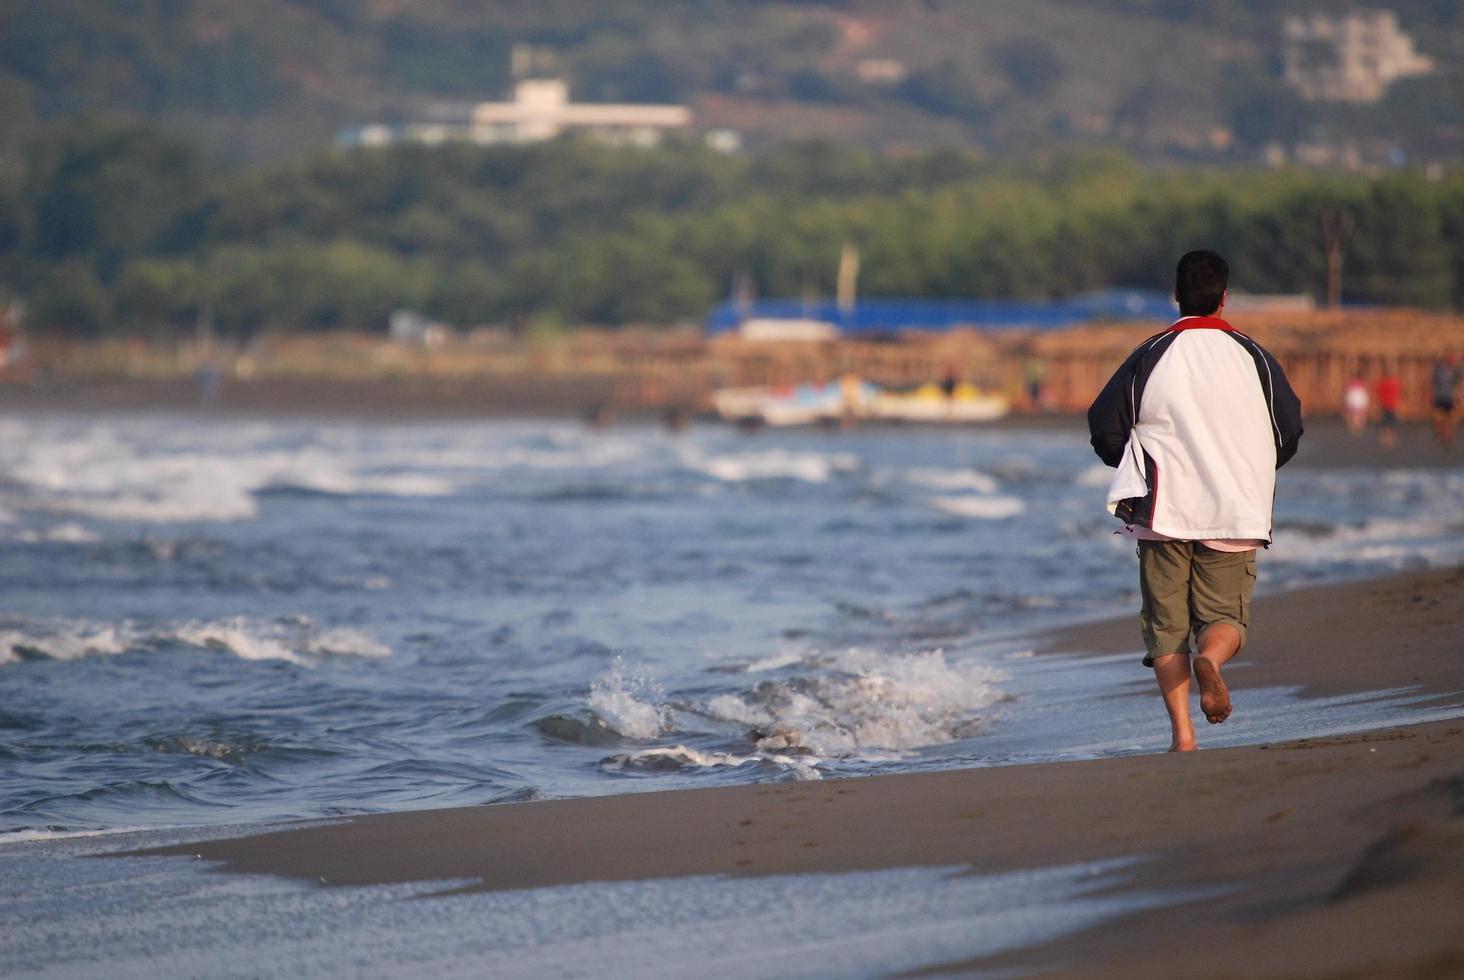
left=872, top=382, right=1009, bottom=423
left=712, top=379, right=1008, bottom=426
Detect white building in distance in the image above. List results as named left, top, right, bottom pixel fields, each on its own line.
left=342, top=79, right=693, bottom=149
left=1282, top=10, right=1434, bottom=103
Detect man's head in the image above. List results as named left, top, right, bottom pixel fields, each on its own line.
left=1175, top=250, right=1229, bottom=317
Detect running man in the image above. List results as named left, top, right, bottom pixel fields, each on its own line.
left=1088, top=251, right=1304, bottom=752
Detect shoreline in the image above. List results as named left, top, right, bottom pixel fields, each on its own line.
left=5, top=377, right=1463, bottom=472
left=106, top=565, right=1464, bottom=976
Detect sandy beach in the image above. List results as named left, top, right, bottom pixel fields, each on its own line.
left=113, top=565, right=1464, bottom=978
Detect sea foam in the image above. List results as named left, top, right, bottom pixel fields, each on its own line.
left=0, top=420, right=460, bottom=525
left=601, top=744, right=824, bottom=781
left=684, top=448, right=859, bottom=483
left=704, top=647, right=1007, bottom=757
left=927, top=495, right=1026, bottom=519
left=0, top=616, right=393, bottom=667
left=898, top=467, right=1001, bottom=494
left=587, top=657, right=669, bottom=739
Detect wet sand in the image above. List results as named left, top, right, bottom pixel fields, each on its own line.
left=124, top=567, right=1464, bottom=977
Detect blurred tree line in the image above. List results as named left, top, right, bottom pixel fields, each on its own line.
left=2, top=118, right=1462, bottom=336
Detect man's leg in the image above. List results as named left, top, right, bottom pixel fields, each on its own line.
left=1138, top=540, right=1196, bottom=750
left=1152, top=652, right=1196, bottom=752
left=1189, top=546, right=1256, bottom=725
left=1193, top=623, right=1239, bottom=724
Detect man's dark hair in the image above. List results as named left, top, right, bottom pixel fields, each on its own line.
left=1175, top=250, right=1229, bottom=316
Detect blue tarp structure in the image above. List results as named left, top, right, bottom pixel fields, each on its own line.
left=704, top=289, right=1177, bottom=336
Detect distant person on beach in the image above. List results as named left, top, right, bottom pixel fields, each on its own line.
left=1431, top=351, right=1462, bottom=449
left=197, top=358, right=221, bottom=407
left=1375, top=366, right=1401, bottom=449
left=1343, top=372, right=1369, bottom=434
left=1088, top=250, right=1303, bottom=752
left=1024, top=356, right=1047, bottom=411
left=939, top=364, right=958, bottom=400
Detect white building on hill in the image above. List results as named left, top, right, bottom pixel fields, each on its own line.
left=1283, top=10, right=1434, bottom=103
left=341, top=79, right=693, bottom=149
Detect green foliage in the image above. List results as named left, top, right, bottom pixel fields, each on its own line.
left=379, top=18, right=513, bottom=97
left=4, top=121, right=1464, bottom=334
left=1440, top=173, right=1464, bottom=310
left=0, top=170, right=24, bottom=265
left=23, top=119, right=210, bottom=275
left=1347, top=177, right=1452, bottom=308
left=427, top=262, right=503, bottom=326
left=112, top=257, right=200, bottom=333
left=0, top=0, right=288, bottom=118
left=200, top=241, right=429, bottom=334
left=29, top=260, right=111, bottom=335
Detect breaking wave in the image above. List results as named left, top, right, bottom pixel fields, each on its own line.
left=575, top=647, right=1007, bottom=782
left=0, top=421, right=459, bottom=525
left=684, top=448, right=859, bottom=483
left=601, top=745, right=824, bottom=781
left=0, top=616, right=392, bottom=667
left=700, top=647, right=1007, bottom=757
left=898, top=467, right=1001, bottom=494
left=586, top=657, right=670, bottom=740
left=927, top=495, right=1026, bottom=520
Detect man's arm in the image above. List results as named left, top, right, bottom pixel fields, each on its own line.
left=1087, top=355, right=1137, bottom=467
left=1269, top=352, right=1304, bottom=468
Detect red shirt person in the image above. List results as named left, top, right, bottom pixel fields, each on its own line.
left=1376, top=370, right=1402, bottom=448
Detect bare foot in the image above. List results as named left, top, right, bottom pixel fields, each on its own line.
left=1169, top=739, right=1197, bottom=752
left=1194, top=656, right=1232, bottom=724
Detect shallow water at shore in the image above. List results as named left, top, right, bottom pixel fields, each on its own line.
left=2, top=413, right=1462, bottom=837
left=0, top=828, right=1173, bottom=979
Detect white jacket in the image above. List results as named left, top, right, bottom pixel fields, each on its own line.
left=1087, top=316, right=1304, bottom=542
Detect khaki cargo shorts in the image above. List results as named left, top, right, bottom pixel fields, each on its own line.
left=1137, top=539, right=1257, bottom=667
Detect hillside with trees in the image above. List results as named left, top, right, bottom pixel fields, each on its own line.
left=2, top=0, right=1462, bottom=165
left=3, top=121, right=1462, bottom=336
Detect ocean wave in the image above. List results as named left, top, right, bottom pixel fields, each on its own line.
left=258, top=472, right=456, bottom=498
left=1076, top=463, right=1115, bottom=488
left=701, top=647, right=1007, bottom=756
left=684, top=448, right=859, bottom=483
left=141, top=733, right=273, bottom=762
left=586, top=657, right=669, bottom=740
left=927, top=495, right=1026, bottom=519
left=897, top=467, right=1001, bottom=494
left=533, top=712, right=629, bottom=746
left=46, top=485, right=260, bottom=523
left=0, top=825, right=151, bottom=845
left=529, top=483, right=667, bottom=503
left=480, top=439, right=648, bottom=471
left=1272, top=515, right=1464, bottom=565
left=0, top=423, right=460, bottom=524
left=13, top=522, right=101, bottom=544
left=601, top=745, right=823, bottom=780
left=0, top=623, right=130, bottom=664
left=0, top=616, right=392, bottom=667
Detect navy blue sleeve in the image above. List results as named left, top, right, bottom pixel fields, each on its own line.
left=1089, top=333, right=1173, bottom=467
left=1087, top=349, right=1140, bottom=467
left=1265, top=349, right=1304, bottom=468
